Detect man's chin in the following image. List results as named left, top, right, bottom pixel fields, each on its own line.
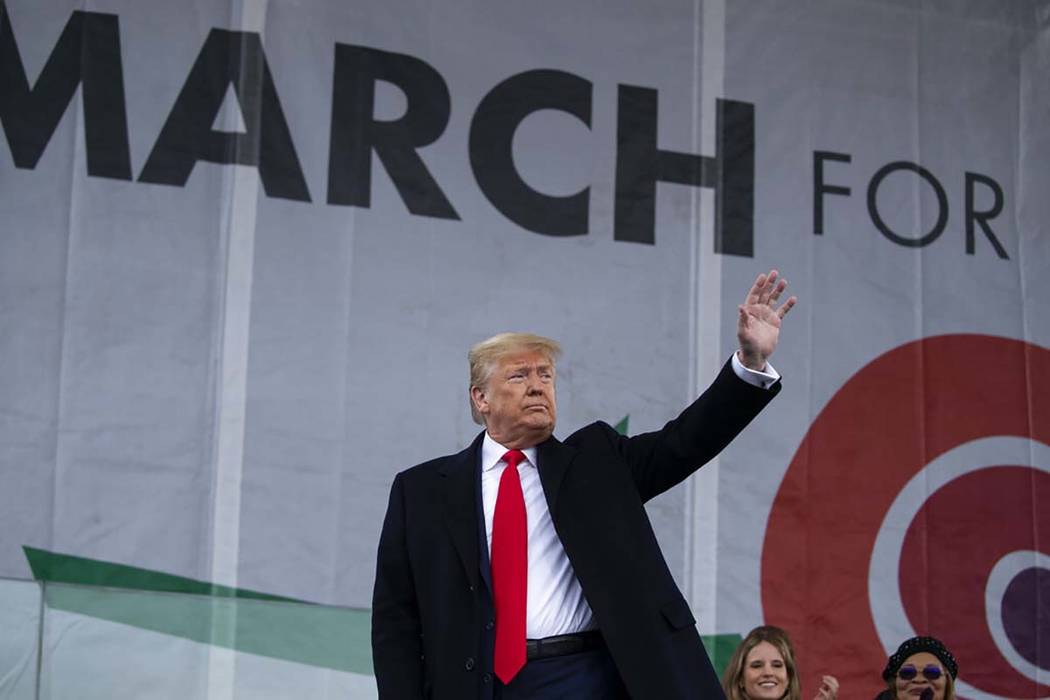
left=527, top=423, right=554, bottom=441
left=516, top=423, right=555, bottom=448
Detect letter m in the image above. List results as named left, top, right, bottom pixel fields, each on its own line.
left=0, top=6, right=131, bottom=179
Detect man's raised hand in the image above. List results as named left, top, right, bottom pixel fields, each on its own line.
left=736, top=269, right=796, bottom=371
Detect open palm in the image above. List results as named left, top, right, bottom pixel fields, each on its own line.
left=737, top=269, right=796, bottom=371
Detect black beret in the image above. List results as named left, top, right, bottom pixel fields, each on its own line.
left=882, top=636, right=958, bottom=680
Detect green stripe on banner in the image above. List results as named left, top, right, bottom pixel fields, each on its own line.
left=23, top=546, right=294, bottom=601
left=614, top=415, right=630, bottom=435
left=702, top=633, right=743, bottom=678
left=23, top=546, right=373, bottom=675
left=25, top=550, right=738, bottom=680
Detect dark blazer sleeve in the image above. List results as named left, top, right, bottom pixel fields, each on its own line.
left=609, top=358, right=780, bottom=502
left=371, top=473, right=425, bottom=698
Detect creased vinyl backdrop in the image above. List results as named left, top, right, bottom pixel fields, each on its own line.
left=1, top=1, right=1048, bottom=698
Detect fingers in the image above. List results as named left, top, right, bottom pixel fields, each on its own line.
left=767, top=278, right=787, bottom=305
left=776, top=295, right=797, bottom=319
left=746, top=272, right=767, bottom=305
left=747, top=269, right=788, bottom=307
left=759, top=270, right=778, bottom=305
left=821, top=675, right=839, bottom=700
left=746, top=269, right=797, bottom=327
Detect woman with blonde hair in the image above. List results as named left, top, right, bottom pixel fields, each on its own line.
left=722, top=626, right=838, bottom=700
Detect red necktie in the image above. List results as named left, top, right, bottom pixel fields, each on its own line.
left=492, top=449, right=527, bottom=684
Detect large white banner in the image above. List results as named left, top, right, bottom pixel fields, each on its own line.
left=1, top=0, right=1048, bottom=697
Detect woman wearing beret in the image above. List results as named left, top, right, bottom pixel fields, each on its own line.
left=722, top=626, right=839, bottom=700
left=878, top=636, right=958, bottom=700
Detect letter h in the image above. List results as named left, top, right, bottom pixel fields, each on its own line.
left=615, top=87, right=753, bottom=256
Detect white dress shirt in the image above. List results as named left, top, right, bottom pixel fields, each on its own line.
left=480, top=354, right=778, bottom=639
left=481, top=434, right=596, bottom=638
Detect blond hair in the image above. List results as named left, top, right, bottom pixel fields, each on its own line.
left=723, top=626, right=802, bottom=700
left=468, top=332, right=561, bottom=424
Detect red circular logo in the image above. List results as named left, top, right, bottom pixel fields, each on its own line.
left=762, top=334, right=1050, bottom=698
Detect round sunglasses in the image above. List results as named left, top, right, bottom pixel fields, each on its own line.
left=898, top=664, right=944, bottom=682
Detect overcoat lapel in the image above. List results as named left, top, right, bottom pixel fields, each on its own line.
left=439, top=433, right=577, bottom=591
left=536, top=436, right=577, bottom=517
left=439, top=433, right=484, bottom=592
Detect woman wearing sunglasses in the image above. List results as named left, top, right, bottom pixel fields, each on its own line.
left=879, top=636, right=958, bottom=700
left=722, top=626, right=839, bottom=700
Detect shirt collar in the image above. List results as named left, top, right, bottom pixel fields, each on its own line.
left=481, top=432, right=537, bottom=472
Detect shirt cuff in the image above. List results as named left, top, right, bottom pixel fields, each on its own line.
left=731, top=352, right=780, bottom=390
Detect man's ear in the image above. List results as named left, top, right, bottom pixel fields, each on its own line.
left=470, top=385, right=488, bottom=416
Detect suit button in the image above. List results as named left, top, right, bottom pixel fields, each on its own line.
left=465, top=657, right=476, bottom=671
left=485, top=620, right=494, bottom=630
left=483, top=673, right=492, bottom=684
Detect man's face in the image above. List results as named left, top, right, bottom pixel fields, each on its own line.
left=471, top=350, right=557, bottom=449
